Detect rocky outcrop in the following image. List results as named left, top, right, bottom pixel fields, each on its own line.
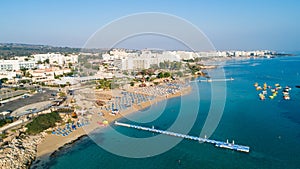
left=0, top=134, right=43, bottom=169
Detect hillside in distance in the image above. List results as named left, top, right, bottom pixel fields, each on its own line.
left=0, top=43, right=108, bottom=59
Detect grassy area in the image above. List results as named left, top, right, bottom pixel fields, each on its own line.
left=26, top=112, right=62, bottom=135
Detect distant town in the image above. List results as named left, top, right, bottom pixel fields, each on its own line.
left=0, top=44, right=282, bottom=87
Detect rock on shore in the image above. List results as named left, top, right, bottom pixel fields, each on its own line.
left=0, top=134, right=44, bottom=169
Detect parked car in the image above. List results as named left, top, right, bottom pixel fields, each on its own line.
left=22, top=94, right=29, bottom=98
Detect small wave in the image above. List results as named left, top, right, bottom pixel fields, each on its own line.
left=250, top=63, right=260, bottom=67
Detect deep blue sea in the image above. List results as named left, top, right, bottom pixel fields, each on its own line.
left=47, top=55, right=300, bottom=169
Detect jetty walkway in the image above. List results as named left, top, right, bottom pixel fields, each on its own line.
left=115, top=121, right=250, bottom=153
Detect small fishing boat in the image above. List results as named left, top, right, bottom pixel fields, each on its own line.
left=262, top=90, right=267, bottom=95
left=282, top=91, right=289, bottom=95
left=284, top=86, right=292, bottom=91
left=259, top=93, right=265, bottom=100
left=283, top=95, right=290, bottom=100
left=256, top=86, right=262, bottom=90
left=263, top=83, right=267, bottom=90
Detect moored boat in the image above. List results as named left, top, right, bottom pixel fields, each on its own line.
left=256, top=86, right=262, bottom=90
left=283, top=95, right=290, bottom=100
left=259, top=93, right=265, bottom=100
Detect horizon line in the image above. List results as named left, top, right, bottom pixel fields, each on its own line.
left=0, top=42, right=297, bottom=53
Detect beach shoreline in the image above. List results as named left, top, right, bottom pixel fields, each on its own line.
left=31, top=84, right=192, bottom=168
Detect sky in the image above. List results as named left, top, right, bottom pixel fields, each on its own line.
left=1, top=0, right=300, bottom=51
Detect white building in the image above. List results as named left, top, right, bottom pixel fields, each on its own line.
left=176, top=51, right=198, bottom=60
left=114, top=50, right=180, bottom=70
left=0, top=60, right=36, bottom=71
left=109, top=49, right=131, bottom=58
left=102, top=53, right=115, bottom=61
left=29, top=68, right=72, bottom=83
left=33, top=53, right=78, bottom=66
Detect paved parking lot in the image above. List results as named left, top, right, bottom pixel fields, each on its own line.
left=0, top=89, right=57, bottom=113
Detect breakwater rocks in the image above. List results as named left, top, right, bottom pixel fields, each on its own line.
left=0, top=134, right=44, bottom=169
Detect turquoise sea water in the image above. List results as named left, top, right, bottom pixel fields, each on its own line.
left=46, top=55, right=300, bottom=169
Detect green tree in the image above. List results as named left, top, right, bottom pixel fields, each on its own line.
left=130, top=81, right=135, bottom=86
left=141, top=69, right=147, bottom=76
left=163, top=72, right=171, bottom=78
left=25, top=71, right=32, bottom=78
left=20, top=67, right=28, bottom=76
left=157, top=72, right=164, bottom=78
left=0, top=78, right=8, bottom=83
left=68, top=62, right=73, bottom=68
left=97, top=79, right=113, bottom=90
left=44, top=59, right=50, bottom=64
left=145, top=76, right=150, bottom=81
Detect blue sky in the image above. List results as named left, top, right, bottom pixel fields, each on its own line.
left=1, top=0, right=300, bottom=51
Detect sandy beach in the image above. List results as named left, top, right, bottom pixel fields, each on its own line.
left=32, top=85, right=192, bottom=167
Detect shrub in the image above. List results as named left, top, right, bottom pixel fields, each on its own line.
left=26, top=112, right=62, bottom=135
